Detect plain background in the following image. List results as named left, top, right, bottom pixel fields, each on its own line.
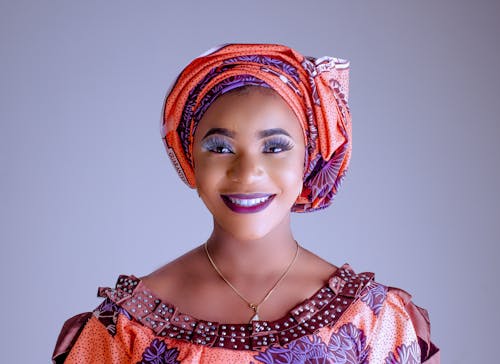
left=1, top=0, right=499, bottom=362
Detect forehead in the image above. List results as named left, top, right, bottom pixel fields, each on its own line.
left=194, top=86, right=303, bottom=138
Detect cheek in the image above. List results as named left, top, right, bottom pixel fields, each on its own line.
left=194, top=155, right=226, bottom=192
left=266, top=154, right=304, bottom=193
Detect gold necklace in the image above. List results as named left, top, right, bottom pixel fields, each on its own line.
left=204, top=241, right=300, bottom=323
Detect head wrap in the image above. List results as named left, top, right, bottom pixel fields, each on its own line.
left=162, top=43, right=351, bottom=212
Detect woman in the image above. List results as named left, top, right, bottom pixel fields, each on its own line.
left=53, top=43, right=439, bottom=363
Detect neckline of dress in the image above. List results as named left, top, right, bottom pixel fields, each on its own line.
left=99, top=263, right=375, bottom=350
left=135, top=262, right=346, bottom=325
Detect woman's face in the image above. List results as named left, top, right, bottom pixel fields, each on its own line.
left=192, top=87, right=305, bottom=241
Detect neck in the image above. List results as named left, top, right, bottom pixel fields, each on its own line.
left=204, top=214, right=298, bottom=277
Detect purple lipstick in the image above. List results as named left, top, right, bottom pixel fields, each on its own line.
left=221, top=193, right=276, bottom=214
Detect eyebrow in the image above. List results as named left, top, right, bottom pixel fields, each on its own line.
left=202, top=127, right=292, bottom=140
left=258, top=128, right=292, bottom=138
left=202, top=128, right=235, bottom=140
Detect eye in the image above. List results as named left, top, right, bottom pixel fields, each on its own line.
left=202, top=137, right=234, bottom=154
left=263, top=137, right=294, bottom=153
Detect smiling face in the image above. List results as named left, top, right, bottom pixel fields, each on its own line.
left=192, top=86, right=306, bottom=241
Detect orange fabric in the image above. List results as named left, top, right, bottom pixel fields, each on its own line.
left=52, top=312, right=92, bottom=363
left=389, top=287, right=441, bottom=363
left=57, top=292, right=434, bottom=363
left=63, top=316, right=131, bottom=363
left=162, top=43, right=352, bottom=212
left=54, top=267, right=439, bottom=363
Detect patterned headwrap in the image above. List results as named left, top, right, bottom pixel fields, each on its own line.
left=162, top=43, right=351, bottom=212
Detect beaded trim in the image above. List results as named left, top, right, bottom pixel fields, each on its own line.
left=97, top=264, right=374, bottom=351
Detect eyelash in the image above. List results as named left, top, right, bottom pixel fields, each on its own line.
left=202, top=137, right=294, bottom=154
left=202, top=137, right=233, bottom=154
left=262, top=137, right=294, bottom=153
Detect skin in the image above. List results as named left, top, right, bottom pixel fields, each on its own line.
left=143, top=87, right=337, bottom=323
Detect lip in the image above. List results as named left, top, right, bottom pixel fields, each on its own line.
left=223, top=193, right=273, bottom=199
left=221, top=193, right=276, bottom=214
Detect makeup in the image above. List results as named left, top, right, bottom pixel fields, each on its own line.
left=221, top=193, right=276, bottom=213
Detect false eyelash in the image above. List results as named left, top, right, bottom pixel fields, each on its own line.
left=202, top=137, right=233, bottom=153
left=263, top=137, right=294, bottom=153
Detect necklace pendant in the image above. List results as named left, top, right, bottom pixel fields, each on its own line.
left=250, top=312, right=260, bottom=322
left=249, top=303, right=259, bottom=322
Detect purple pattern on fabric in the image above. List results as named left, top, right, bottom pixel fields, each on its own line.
left=329, top=78, right=350, bottom=128
left=360, top=282, right=388, bottom=316
left=305, top=107, right=318, bottom=153
left=306, top=144, right=347, bottom=200
left=179, top=67, right=273, bottom=164
left=223, top=55, right=301, bottom=83
left=330, top=79, right=350, bottom=113
left=178, top=64, right=235, bottom=161
left=328, top=323, right=370, bottom=364
left=137, top=339, right=180, bottom=364
left=93, top=298, right=131, bottom=336
left=193, top=75, right=271, bottom=124
left=304, top=154, right=322, bottom=182
left=301, top=58, right=321, bottom=106
left=260, top=66, right=302, bottom=96
left=384, top=341, right=421, bottom=364
left=254, top=323, right=369, bottom=364
left=254, top=335, right=330, bottom=364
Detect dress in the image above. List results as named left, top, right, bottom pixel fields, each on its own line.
left=53, top=264, right=439, bottom=363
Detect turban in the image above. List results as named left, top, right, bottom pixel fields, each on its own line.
left=162, top=43, right=352, bottom=213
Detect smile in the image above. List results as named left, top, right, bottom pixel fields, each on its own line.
left=221, top=193, right=276, bottom=213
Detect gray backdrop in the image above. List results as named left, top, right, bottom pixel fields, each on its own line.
left=1, top=0, right=499, bottom=362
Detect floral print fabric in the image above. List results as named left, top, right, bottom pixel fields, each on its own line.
left=137, top=339, right=181, bottom=364
left=53, top=265, right=439, bottom=363
left=255, top=323, right=370, bottom=364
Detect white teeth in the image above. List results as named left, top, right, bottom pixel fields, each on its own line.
left=228, top=196, right=270, bottom=207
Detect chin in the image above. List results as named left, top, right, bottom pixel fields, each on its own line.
left=221, top=220, right=275, bottom=241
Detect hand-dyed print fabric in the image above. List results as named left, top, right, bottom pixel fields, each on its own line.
left=53, top=265, right=439, bottom=363
left=162, top=43, right=352, bottom=212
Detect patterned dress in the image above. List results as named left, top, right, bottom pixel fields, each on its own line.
left=53, top=264, right=439, bottom=363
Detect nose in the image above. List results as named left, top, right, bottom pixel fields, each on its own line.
left=227, top=152, right=265, bottom=184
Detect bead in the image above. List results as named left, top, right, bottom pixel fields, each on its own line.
left=109, top=270, right=369, bottom=351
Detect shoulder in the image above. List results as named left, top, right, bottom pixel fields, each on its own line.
left=140, top=245, right=206, bottom=298
left=336, top=264, right=440, bottom=363
left=53, top=312, right=93, bottom=363
left=52, top=295, right=132, bottom=363
left=53, top=274, right=156, bottom=364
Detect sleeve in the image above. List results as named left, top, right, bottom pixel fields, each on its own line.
left=52, top=300, right=133, bottom=364
left=389, top=288, right=440, bottom=364
left=52, top=312, right=93, bottom=364
left=366, top=287, right=440, bottom=364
